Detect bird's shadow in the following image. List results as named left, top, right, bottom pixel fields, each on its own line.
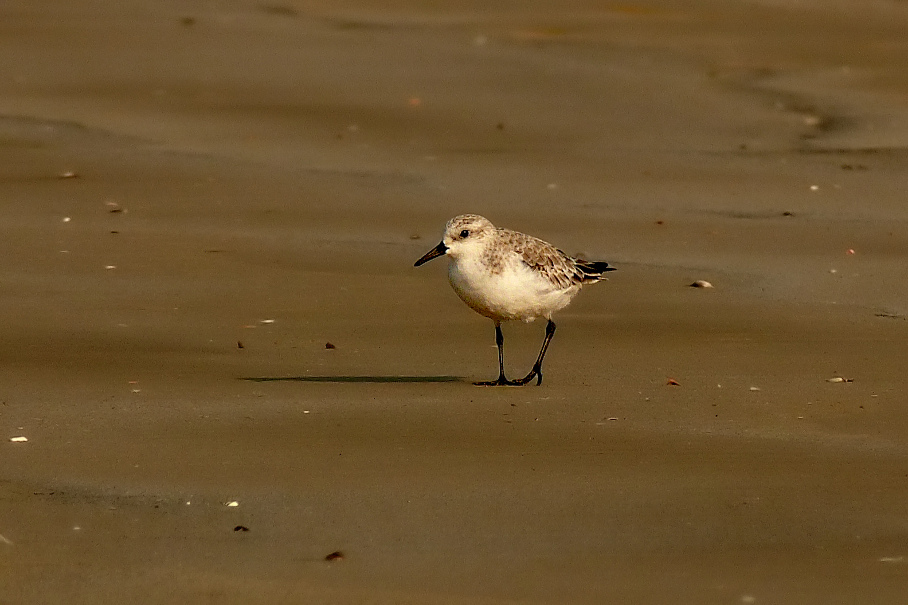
left=241, top=375, right=463, bottom=384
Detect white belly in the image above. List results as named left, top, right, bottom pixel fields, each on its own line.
left=448, top=257, right=578, bottom=322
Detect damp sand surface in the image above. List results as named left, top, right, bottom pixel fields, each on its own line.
left=2, top=1, right=908, bottom=603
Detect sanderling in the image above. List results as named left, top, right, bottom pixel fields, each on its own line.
left=414, top=214, right=614, bottom=386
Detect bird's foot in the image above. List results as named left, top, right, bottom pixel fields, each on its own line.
left=474, top=368, right=543, bottom=387
left=473, top=375, right=523, bottom=387
left=513, top=366, right=543, bottom=386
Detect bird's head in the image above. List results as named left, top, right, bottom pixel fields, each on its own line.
left=414, top=214, right=495, bottom=266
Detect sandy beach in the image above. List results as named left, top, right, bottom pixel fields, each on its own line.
left=2, top=1, right=908, bottom=602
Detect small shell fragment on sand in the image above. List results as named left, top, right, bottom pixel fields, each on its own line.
left=225, top=501, right=239, bottom=507
left=58, top=170, right=78, bottom=179
left=259, top=319, right=275, bottom=324
left=690, top=280, right=713, bottom=288
left=667, top=378, right=681, bottom=386
left=827, top=376, right=854, bottom=383
left=324, top=551, right=345, bottom=561
left=9, top=436, right=28, bottom=442
left=749, top=386, right=761, bottom=391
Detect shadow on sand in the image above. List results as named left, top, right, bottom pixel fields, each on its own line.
left=242, top=375, right=462, bottom=384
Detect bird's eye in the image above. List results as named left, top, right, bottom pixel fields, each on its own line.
left=460, top=229, right=470, bottom=239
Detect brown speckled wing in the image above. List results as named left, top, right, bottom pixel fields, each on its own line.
left=498, top=229, right=580, bottom=290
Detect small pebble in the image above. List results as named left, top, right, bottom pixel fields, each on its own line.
left=324, top=551, right=345, bottom=561
left=690, top=280, right=713, bottom=288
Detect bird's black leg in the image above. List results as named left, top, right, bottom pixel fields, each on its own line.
left=515, top=319, right=557, bottom=386
left=474, top=323, right=520, bottom=386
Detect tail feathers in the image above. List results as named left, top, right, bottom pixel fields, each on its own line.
left=574, top=259, right=616, bottom=283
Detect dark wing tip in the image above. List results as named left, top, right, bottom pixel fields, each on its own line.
left=579, top=260, right=615, bottom=273
left=574, top=259, right=616, bottom=282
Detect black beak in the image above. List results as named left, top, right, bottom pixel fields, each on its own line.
left=414, top=242, right=448, bottom=267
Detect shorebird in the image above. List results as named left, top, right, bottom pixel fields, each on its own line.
left=414, top=214, right=614, bottom=386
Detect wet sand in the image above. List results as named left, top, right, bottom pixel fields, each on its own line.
left=2, top=1, right=908, bottom=603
